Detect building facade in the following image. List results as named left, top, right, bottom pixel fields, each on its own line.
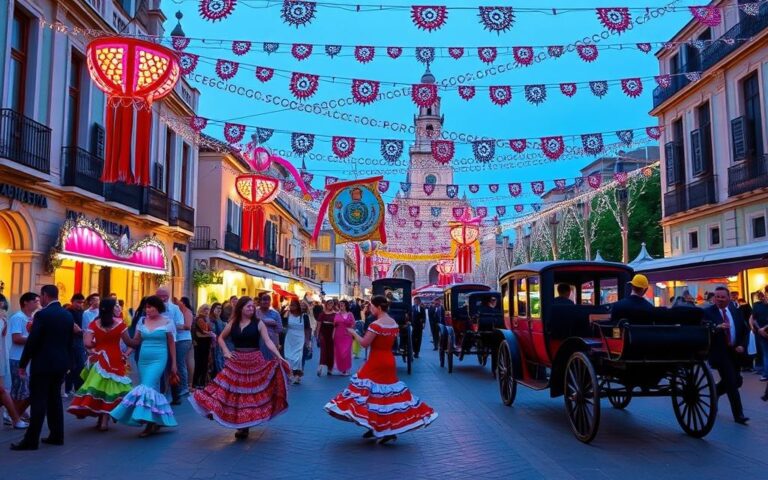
left=643, top=0, right=768, bottom=303
left=311, top=230, right=358, bottom=299
left=385, top=68, right=473, bottom=288
left=190, top=137, right=320, bottom=307
left=0, top=0, right=199, bottom=308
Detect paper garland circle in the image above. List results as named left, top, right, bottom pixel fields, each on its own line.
left=381, top=140, right=404, bottom=163
left=232, top=41, right=251, bottom=56
left=411, top=6, right=448, bottom=32
left=281, top=0, right=316, bottom=28
left=289, top=72, right=319, bottom=100
left=199, top=0, right=237, bottom=22
left=478, top=6, right=515, bottom=34
left=352, top=79, right=380, bottom=105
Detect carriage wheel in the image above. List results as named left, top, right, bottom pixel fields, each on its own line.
left=438, top=332, right=446, bottom=368
left=604, top=381, right=632, bottom=410
left=497, top=342, right=517, bottom=406
left=671, top=361, right=717, bottom=438
left=477, top=347, right=488, bottom=367
left=447, top=331, right=455, bottom=374
left=564, top=352, right=601, bottom=443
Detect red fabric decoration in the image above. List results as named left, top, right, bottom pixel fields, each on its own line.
left=690, top=6, right=721, bottom=26
left=477, top=47, right=497, bottom=64
left=588, top=173, right=602, bottom=189
left=540, top=136, right=565, bottom=160
left=654, top=74, right=672, bottom=89
left=215, top=59, right=239, bottom=80
left=489, top=86, right=512, bottom=106
left=199, top=0, right=237, bottom=22
left=224, top=123, right=245, bottom=144
left=237, top=175, right=280, bottom=255
left=458, top=86, right=475, bottom=101
left=289, top=72, right=319, bottom=100
left=509, top=139, right=527, bottom=153
left=179, top=53, right=199, bottom=76
left=448, top=47, right=464, bottom=59
left=636, top=43, right=652, bottom=53
left=530, top=181, right=545, bottom=195
left=508, top=183, right=521, bottom=197
left=512, top=47, right=534, bottom=66
left=411, top=6, right=448, bottom=32
left=621, top=78, right=643, bottom=98
left=387, top=47, right=403, bottom=59
left=577, top=44, right=599, bottom=62
left=412, top=83, right=438, bottom=108
left=514, top=204, right=524, bottom=213
left=431, top=140, right=455, bottom=164
left=189, top=116, right=208, bottom=132
left=548, top=45, right=564, bottom=58
left=256, top=66, right=274, bottom=82
left=351, top=79, right=380, bottom=105
left=172, top=36, right=190, bottom=51
left=291, top=43, right=313, bottom=60
left=331, top=136, right=355, bottom=158
left=354, top=46, right=375, bottom=63
left=232, top=41, right=252, bottom=56
left=595, top=8, right=631, bottom=34
left=646, top=126, right=662, bottom=140
left=560, top=82, right=577, bottom=97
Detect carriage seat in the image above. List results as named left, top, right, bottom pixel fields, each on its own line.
left=548, top=305, right=611, bottom=340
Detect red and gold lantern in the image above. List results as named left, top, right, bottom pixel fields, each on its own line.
left=86, top=37, right=180, bottom=185
left=436, top=260, right=454, bottom=286
left=373, top=255, right=391, bottom=278
left=235, top=174, right=280, bottom=254
left=448, top=210, right=481, bottom=274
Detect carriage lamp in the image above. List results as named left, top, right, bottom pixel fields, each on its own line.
left=235, top=174, right=281, bottom=254
left=86, top=37, right=180, bottom=185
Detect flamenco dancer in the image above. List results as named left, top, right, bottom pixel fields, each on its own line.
left=324, top=295, right=437, bottom=444
left=189, top=296, right=290, bottom=440
left=110, top=296, right=178, bottom=437
left=67, top=298, right=140, bottom=431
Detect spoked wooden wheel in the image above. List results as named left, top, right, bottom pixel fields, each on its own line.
left=438, top=331, right=446, bottom=368
left=447, top=330, right=455, bottom=373
left=603, top=380, right=632, bottom=409
left=564, top=352, right=601, bottom=443
left=497, top=342, right=517, bottom=406
left=671, top=361, right=717, bottom=438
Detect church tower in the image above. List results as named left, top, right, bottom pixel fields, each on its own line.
left=405, top=66, right=455, bottom=199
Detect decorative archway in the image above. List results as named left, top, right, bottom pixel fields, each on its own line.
left=171, top=254, right=184, bottom=299
left=428, top=265, right=439, bottom=285
left=0, top=200, right=37, bottom=307
left=392, top=264, right=416, bottom=283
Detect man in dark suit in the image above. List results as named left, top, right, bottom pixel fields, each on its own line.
left=411, top=297, right=426, bottom=358
left=11, top=285, right=74, bottom=450
left=610, top=274, right=655, bottom=323
left=429, top=298, right=445, bottom=351
left=704, top=286, right=749, bottom=425
left=553, top=284, right=575, bottom=305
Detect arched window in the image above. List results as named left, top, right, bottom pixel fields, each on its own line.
left=425, top=124, right=434, bottom=135
left=425, top=174, right=437, bottom=185
left=427, top=108, right=432, bottom=115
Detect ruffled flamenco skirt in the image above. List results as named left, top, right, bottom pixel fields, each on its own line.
left=324, top=375, right=438, bottom=438
left=110, top=385, right=178, bottom=427
left=189, top=350, right=290, bottom=429
left=67, top=363, right=133, bottom=417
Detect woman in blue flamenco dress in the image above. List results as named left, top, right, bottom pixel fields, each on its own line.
left=111, top=295, right=178, bottom=437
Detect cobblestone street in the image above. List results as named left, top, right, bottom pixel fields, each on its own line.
left=2, top=350, right=768, bottom=480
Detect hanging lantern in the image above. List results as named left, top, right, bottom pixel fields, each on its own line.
left=235, top=174, right=280, bottom=254
left=448, top=210, right=481, bottom=274
left=436, top=260, right=454, bottom=286
left=358, top=240, right=377, bottom=277
left=86, top=37, right=180, bottom=185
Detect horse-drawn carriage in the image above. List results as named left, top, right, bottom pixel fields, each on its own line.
left=495, top=261, right=716, bottom=443
left=371, top=278, right=414, bottom=374
left=438, top=284, right=502, bottom=374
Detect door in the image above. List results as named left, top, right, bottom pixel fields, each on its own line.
left=513, top=277, right=536, bottom=363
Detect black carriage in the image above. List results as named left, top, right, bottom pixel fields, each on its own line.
left=372, top=278, right=413, bottom=374
left=438, top=284, right=500, bottom=374
left=495, top=261, right=716, bottom=443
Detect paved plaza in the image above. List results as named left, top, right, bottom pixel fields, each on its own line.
left=2, top=351, right=768, bottom=480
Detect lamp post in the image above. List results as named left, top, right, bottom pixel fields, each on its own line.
left=615, top=156, right=629, bottom=263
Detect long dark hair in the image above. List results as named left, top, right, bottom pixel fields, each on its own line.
left=231, top=296, right=254, bottom=323
left=130, top=296, right=149, bottom=335
left=209, top=302, right=222, bottom=321
left=98, top=298, right=118, bottom=328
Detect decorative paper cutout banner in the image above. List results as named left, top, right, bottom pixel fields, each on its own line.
left=312, top=176, right=387, bottom=244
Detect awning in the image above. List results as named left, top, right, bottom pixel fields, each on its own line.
left=56, top=217, right=168, bottom=275
left=273, top=285, right=298, bottom=299
left=634, top=241, right=768, bottom=282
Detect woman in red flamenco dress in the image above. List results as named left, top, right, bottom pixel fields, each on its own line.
left=189, top=296, right=290, bottom=440
left=324, top=295, right=437, bottom=444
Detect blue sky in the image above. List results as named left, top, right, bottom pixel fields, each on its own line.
left=163, top=1, right=693, bottom=216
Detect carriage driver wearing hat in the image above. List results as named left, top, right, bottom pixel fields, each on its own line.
left=610, top=274, right=655, bottom=322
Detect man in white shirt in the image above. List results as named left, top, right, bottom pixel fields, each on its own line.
left=156, top=288, right=189, bottom=405
left=8, top=292, right=40, bottom=417
left=80, top=294, right=99, bottom=332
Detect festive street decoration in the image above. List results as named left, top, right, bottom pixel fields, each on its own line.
left=199, top=0, right=237, bottom=22
left=689, top=5, right=721, bottom=26
left=351, top=79, right=380, bottom=105
left=472, top=140, right=495, bottom=162
left=312, top=177, right=387, bottom=244
left=354, top=46, right=375, bottom=64
left=411, top=5, right=448, bottom=32
left=508, top=183, right=522, bottom=197
left=86, top=37, right=180, bottom=184
left=289, top=72, right=320, bottom=100
left=256, top=66, right=274, bottom=82
left=223, top=123, right=245, bottom=143
left=381, top=140, right=404, bottom=162
left=232, top=40, right=251, bottom=55
left=577, top=44, right=599, bottom=62
left=477, top=47, right=498, bottom=64
left=415, top=47, right=436, bottom=64
left=458, top=85, right=476, bottom=101
left=560, top=83, right=577, bottom=97
left=412, top=83, right=438, bottom=107
left=241, top=141, right=312, bottom=198
left=616, top=129, right=634, bottom=146
left=589, top=80, right=609, bottom=98
left=525, top=84, right=547, bottom=105
left=291, top=132, right=315, bottom=155
left=512, top=47, right=534, bottom=66
left=509, top=139, right=527, bottom=153
left=291, top=43, right=313, bottom=60
left=378, top=180, right=390, bottom=193
left=281, top=1, right=317, bottom=27
left=581, top=133, right=605, bottom=155
left=215, top=59, right=239, bottom=80
left=431, top=140, right=455, bottom=164
left=331, top=136, right=355, bottom=158
left=621, top=78, right=644, bottom=98
left=541, top=136, right=565, bottom=160
left=236, top=173, right=281, bottom=254
left=325, top=44, right=342, bottom=57
left=478, top=6, right=515, bottom=34
left=448, top=47, right=464, bottom=59
left=489, top=86, right=512, bottom=106
left=596, top=8, right=631, bottom=34
left=449, top=209, right=481, bottom=274
left=436, top=260, right=454, bottom=287
left=387, top=47, right=403, bottom=59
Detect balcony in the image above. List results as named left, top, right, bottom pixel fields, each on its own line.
left=191, top=226, right=218, bottom=250
left=728, top=155, right=768, bottom=197
left=0, top=109, right=51, bottom=174
left=169, top=199, right=195, bottom=231
left=687, top=175, right=718, bottom=209
left=142, top=187, right=169, bottom=220
left=664, top=188, right=687, bottom=217
left=62, top=146, right=104, bottom=196
left=653, top=4, right=768, bottom=110
left=104, top=183, right=143, bottom=210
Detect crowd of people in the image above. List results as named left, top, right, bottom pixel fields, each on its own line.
left=0, top=285, right=437, bottom=449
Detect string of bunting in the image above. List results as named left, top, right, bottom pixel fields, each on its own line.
left=184, top=53, right=707, bottom=106
left=197, top=1, right=760, bottom=33
left=189, top=116, right=662, bottom=162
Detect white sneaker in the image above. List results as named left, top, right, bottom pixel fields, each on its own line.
left=13, top=420, right=29, bottom=429
left=3, top=413, right=12, bottom=426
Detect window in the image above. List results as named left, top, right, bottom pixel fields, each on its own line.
left=226, top=199, right=241, bottom=235
left=529, top=276, right=541, bottom=318
left=181, top=143, right=190, bottom=204
left=752, top=215, right=766, bottom=239
left=666, top=118, right=685, bottom=185
left=9, top=8, right=30, bottom=113
left=66, top=51, right=83, bottom=147
left=710, top=226, right=720, bottom=246
left=315, top=262, right=334, bottom=282
left=688, top=230, right=699, bottom=250
left=515, top=278, right=527, bottom=317
left=669, top=52, right=680, bottom=76
left=692, top=101, right=712, bottom=175
left=164, top=128, right=174, bottom=193
left=317, top=233, right=332, bottom=251
left=742, top=72, right=764, bottom=159
left=425, top=174, right=437, bottom=185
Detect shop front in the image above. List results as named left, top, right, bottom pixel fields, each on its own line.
left=51, top=216, right=170, bottom=308
left=634, top=241, right=768, bottom=306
